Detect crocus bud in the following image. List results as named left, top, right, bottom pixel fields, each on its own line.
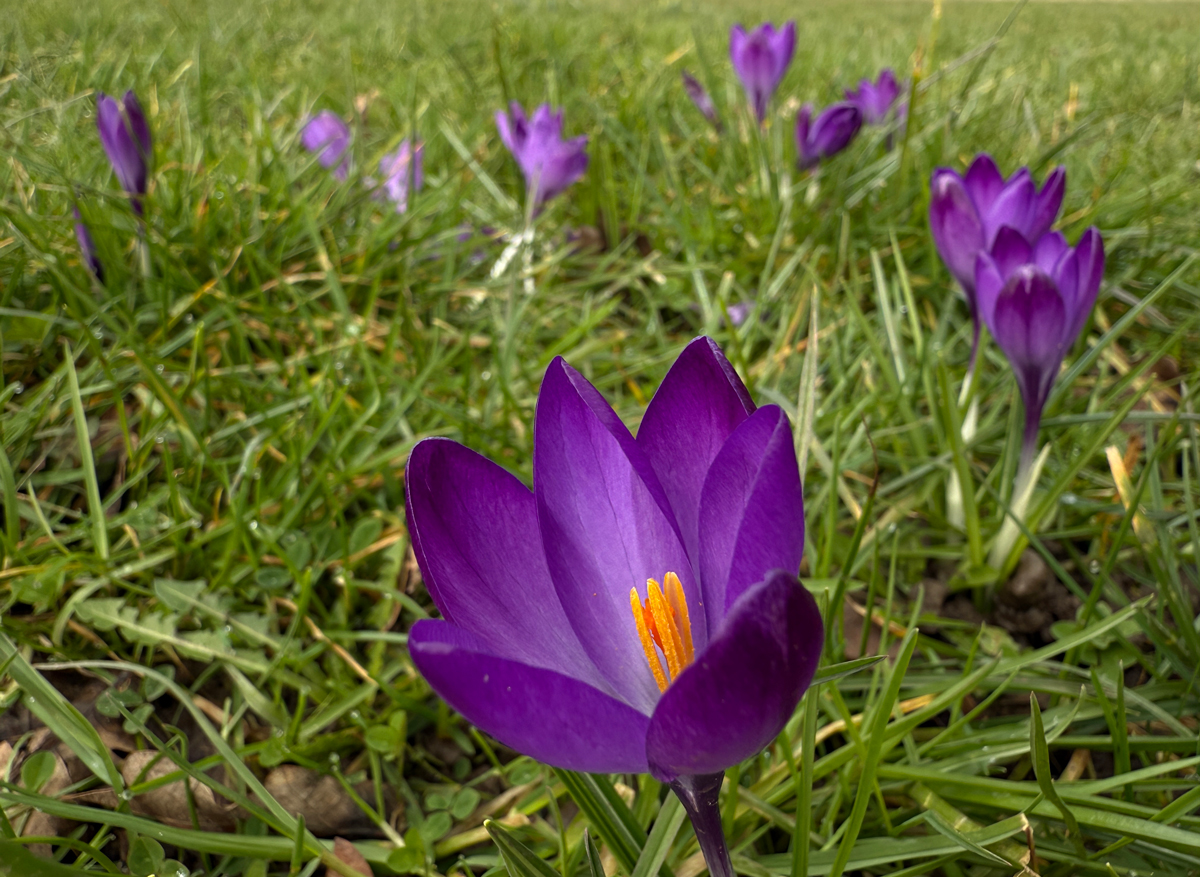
left=379, top=140, right=424, bottom=214
left=96, top=90, right=152, bottom=215
left=929, top=154, right=1066, bottom=365
left=495, top=102, right=588, bottom=210
left=300, top=111, right=352, bottom=181
left=729, top=22, right=796, bottom=123
left=73, top=207, right=103, bottom=282
left=975, top=226, right=1105, bottom=466
left=795, top=102, right=862, bottom=170
left=845, top=69, right=905, bottom=126
left=682, top=72, right=722, bottom=131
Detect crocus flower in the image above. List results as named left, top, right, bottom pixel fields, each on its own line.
left=73, top=208, right=103, bottom=282
left=845, top=68, right=905, bottom=126
left=795, top=102, right=862, bottom=170
left=300, top=110, right=352, bottom=181
left=929, top=154, right=1066, bottom=368
left=975, top=226, right=1104, bottom=476
left=378, top=140, right=424, bottom=213
left=682, top=72, right=722, bottom=131
left=495, top=103, right=589, bottom=210
left=730, top=22, right=796, bottom=123
left=406, top=337, right=822, bottom=877
left=96, top=91, right=151, bottom=215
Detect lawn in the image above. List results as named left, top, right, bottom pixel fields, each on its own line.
left=2, top=0, right=1200, bottom=875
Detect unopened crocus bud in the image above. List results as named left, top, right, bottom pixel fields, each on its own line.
left=495, top=102, right=588, bottom=210
left=301, top=111, right=352, bottom=181
left=96, top=90, right=152, bottom=215
left=73, top=208, right=103, bottom=282
left=379, top=140, right=424, bottom=213
left=682, top=72, right=721, bottom=131
left=795, top=102, right=862, bottom=170
left=729, top=22, right=796, bottom=123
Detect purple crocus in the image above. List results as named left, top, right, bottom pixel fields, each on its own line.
left=730, top=22, right=796, bottom=123
left=795, top=102, right=863, bottom=170
left=929, top=154, right=1066, bottom=368
left=73, top=208, right=103, bottom=282
left=96, top=91, right=151, bottom=215
left=976, top=226, right=1104, bottom=477
left=682, top=72, right=722, bottom=131
left=378, top=140, right=424, bottom=213
left=495, top=103, right=589, bottom=210
left=406, top=337, right=821, bottom=877
left=300, top=110, right=352, bottom=181
left=845, top=68, right=905, bottom=126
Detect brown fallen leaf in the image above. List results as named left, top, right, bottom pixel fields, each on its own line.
left=120, top=750, right=240, bottom=831
left=330, top=837, right=373, bottom=877
left=263, top=764, right=390, bottom=838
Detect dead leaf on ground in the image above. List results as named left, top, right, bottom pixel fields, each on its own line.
left=119, top=750, right=240, bottom=831
left=263, top=764, right=397, bottom=838
left=329, top=837, right=374, bottom=877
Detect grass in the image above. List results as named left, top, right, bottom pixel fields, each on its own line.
left=1, top=0, right=1200, bottom=874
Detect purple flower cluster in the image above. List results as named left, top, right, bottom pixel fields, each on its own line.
left=929, top=154, right=1103, bottom=475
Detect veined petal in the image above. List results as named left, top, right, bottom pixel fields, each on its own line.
left=645, top=571, right=822, bottom=781
left=410, top=620, right=650, bottom=773
left=929, top=170, right=984, bottom=296
left=990, top=225, right=1035, bottom=278
left=990, top=268, right=1069, bottom=419
left=974, top=252, right=1005, bottom=328
left=534, top=358, right=703, bottom=713
left=1031, top=166, right=1066, bottom=239
left=697, top=405, right=804, bottom=625
left=962, top=154, right=1005, bottom=214
left=638, top=337, right=755, bottom=566
left=982, top=175, right=1036, bottom=246
left=405, top=438, right=603, bottom=685
left=1068, top=227, right=1105, bottom=339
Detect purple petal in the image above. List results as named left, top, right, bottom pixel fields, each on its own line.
left=96, top=91, right=148, bottom=202
left=771, top=22, right=797, bottom=82
left=1033, top=231, right=1069, bottom=276
left=410, top=620, right=650, bottom=773
left=682, top=72, right=721, bottom=129
left=405, top=438, right=604, bottom=685
left=808, top=102, right=862, bottom=160
left=929, top=169, right=984, bottom=296
left=379, top=140, right=424, bottom=214
left=300, top=111, right=351, bottom=180
left=1031, top=166, right=1066, bottom=239
left=644, top=571, right=822, bottom=781
left=962, top=154, right=1005, bottom=214
left=638, top=337, right=755, bottom=566
left=533, top=358, right=703, bottom=713
left=697, top=405, right=805, bottom=623
left=1067, top=227, right=1104, bottom=338
left=121, top=90, right=152, bottom=157
left=990, top=225, right=1035, bottom=278
left=974, top=252, right=1005, bottom=327
left=981, top=175, right=1036, bottom=246
left=794, top=104, right=813, bottom=165
left=988, top=268, right=1068, bottom=420
left=73, top=208, right=103, bottom=281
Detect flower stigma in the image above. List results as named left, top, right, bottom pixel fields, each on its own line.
left=630, top=572, right=695, bottom=692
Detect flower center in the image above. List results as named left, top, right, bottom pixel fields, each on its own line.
left=630, top=572, right=695, bottom=693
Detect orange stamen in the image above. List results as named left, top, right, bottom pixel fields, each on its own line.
left=664, top=572, right=694, bottom=663
left=631, top=572, right=696, bottom=691
left=631, top=588, right=668, bottom=692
